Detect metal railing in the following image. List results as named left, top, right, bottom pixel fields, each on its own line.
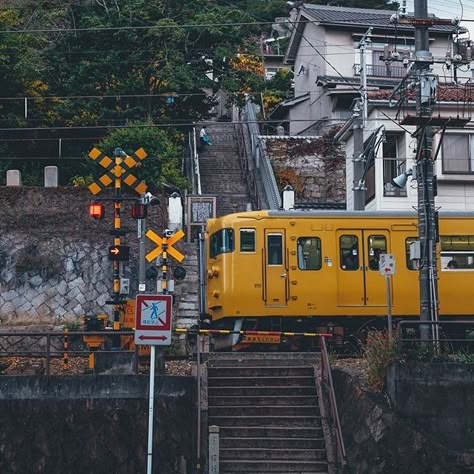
left=238, top=99, right=281, bottom=210
left=184, top=128, right=202, bottom=195
left=0, top=330, right=138, bottom=376
left=353, top=63, right=407, bottom=78
left=320, top=336, right=347, bottom=470
left=397, top=320, right=474, bottom=355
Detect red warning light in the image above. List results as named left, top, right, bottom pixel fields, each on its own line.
left=131, top=202, right=147, bottom=219
left=89, top=202, right=104, bottom=220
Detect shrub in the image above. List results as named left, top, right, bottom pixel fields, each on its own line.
left=362, top=330, right=398, bottom=391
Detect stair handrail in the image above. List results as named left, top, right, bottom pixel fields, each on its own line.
left=241, top=98, right=281, bottom=209
left=234, top=119, right=260, bottom=210
left=186, top=127, right=202, bottom=195
left=320, top=336, right=347, bottom=470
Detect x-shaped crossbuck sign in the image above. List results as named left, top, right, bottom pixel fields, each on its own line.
left=88, top=147, right=148, bottom=195
left=145, top=229, right=185, bottom=263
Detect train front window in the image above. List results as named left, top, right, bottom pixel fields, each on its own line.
left=210, top=228, right=234, bottom=258
left=267, top=234, right=283, bottom=265
left=297, top=237, right=322, bottom=270
left=240, top=229, right=256, bottom=253
left=440, top=235, right=474, bottom=270
left=340, top=235, right=359, bottom=271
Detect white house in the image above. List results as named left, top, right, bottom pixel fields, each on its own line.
left=281, top=4, right=470, bottom=135
left=276, top=4, right=474, bottom=213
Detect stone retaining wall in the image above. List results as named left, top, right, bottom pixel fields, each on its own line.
left=0, top=187, right=199, bottom=331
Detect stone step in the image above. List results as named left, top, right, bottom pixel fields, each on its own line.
left=217, top=426, right=323, bottom=439
left=208, top=395, right=317, bottom=407
left=219, top=459, right=328, bottom=473
left=208, top=415, right=322, bottom=427
left=220, top=436, right=325, bottom=450
left=220, top=447, right=327, bottom=461
left=208, top=385, right=317, bottom=397
left=208, top=376, right=316, bottom=387
left=208, top=353, right=319, bottom=367
left=208, top=366, right=314, bottom=377
left=209, top=405, right=320, bottom=417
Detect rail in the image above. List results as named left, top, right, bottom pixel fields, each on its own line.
left=240, top=98, right=281, bottom=209
left=320, top=336, right=347, bottom=470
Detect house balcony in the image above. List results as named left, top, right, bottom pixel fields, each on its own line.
left=353, top=63, right=407, bottom=79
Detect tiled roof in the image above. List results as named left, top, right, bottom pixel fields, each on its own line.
left=302, top=4, right=461, bottom=33
left=368, top=85, right=474, bottom=102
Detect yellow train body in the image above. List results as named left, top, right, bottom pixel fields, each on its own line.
left=205, top=210, right=474, bottom=336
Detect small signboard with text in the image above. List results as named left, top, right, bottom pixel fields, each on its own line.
left=379, top=254, right=395, bottom=276
left=134, top=294, right=173, bottom=346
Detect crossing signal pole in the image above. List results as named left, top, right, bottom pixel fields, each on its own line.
left=88, top=146, right=148, bottom=348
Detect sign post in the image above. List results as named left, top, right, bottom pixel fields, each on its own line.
left=379, top=254, right=395, bottom=340
left=135, top=294, right=173, bottom=474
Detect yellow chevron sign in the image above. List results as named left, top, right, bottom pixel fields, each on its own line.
left=145, top=229, right=185, bottom=263
left=88, top=147, right=148, bottom=195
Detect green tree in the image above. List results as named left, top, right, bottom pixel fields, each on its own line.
left=89, top=123, right=188, bottom=191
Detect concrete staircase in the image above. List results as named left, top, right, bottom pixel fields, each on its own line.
left=199, top=122, right=250, bottom=216
left=174, top=241, right=200, bottom=327
left=207, top=353, right=329, bottom=474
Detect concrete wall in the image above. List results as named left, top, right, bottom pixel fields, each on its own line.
left=387, top=362, right=474, bottom=451
left=0, top=375, right=195, bottom=474
left=333, top=367, right=474, bottom=473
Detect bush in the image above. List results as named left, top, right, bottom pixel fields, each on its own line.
left=362, top=330, right=398, bottom=391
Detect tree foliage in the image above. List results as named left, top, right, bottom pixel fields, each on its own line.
left=0, top=0, right=398, bottom=185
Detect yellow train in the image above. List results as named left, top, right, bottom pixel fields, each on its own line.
left=204, top=210, right=474, bottom=349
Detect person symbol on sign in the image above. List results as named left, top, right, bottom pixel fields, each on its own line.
left=149, top=303, right=166, bottom=325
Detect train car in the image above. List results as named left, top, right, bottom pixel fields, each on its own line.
left=204, top=210, right=474, bottom=350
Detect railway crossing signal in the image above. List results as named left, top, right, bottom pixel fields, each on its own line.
left=87, top=146, right=149, bottom=348
left=145, top=229, right=185, bottom=263
left=88, top=146, right=148, bottom=195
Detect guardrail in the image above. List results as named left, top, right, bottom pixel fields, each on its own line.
left=397, top=320, right=474, bottom=354
left=320, top=336, right=347, bottom=471
left=0, top=330, right=137, bottom=376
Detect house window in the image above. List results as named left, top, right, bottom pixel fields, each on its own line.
left=383, top=133, right=407, bottom=197
left=442, top=134, right=474, bottom=174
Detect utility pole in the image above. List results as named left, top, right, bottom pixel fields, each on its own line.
left=353, top=27, right=372, bottom=210
left=413, top=1, right=438, bottom=336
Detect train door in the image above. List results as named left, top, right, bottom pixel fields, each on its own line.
left=336, top=230, right=390, bottom=306
left=263, top=229, right=288, bottom=307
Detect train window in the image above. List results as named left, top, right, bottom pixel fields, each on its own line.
left=440, top=235, right=474, bottom=270
left=240, top=229, right=256, bottom=253
left=210, top=228, right=234, bottom=258
left=340, top=235, right=359, bottom=271
left=405, top=238, right=418, bottom=270
left=297, top=237, right=322, bottom=270
left=367, top=235, right=387, bottom=271
left=267, top=234, right=283, bottom=265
